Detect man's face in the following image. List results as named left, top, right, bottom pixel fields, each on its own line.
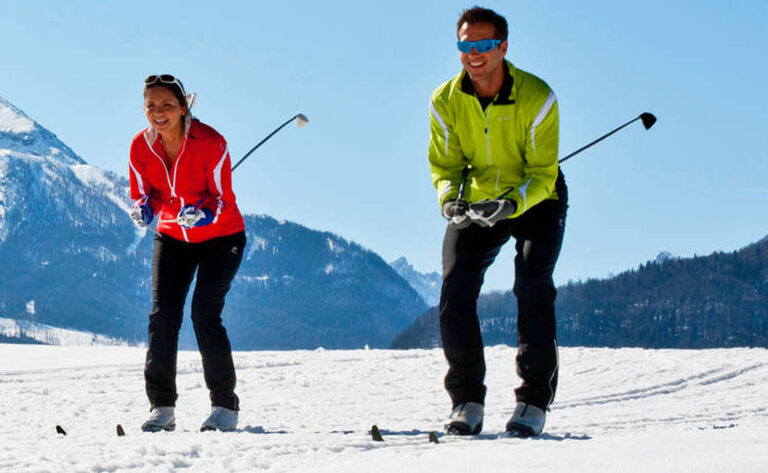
left=458, top=21, right=508, bottom=83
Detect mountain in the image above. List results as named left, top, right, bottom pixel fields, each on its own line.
left=654, top=251, right=678, bottom=265
left=0, top=317, right=126, bottom=346
left=224, top=216, right=427, bottom=349
left=389, top=257, right=441, bottom=306
left=391, top=237, right=768, bottom=349
left=0, top=96, right=426, bottom=349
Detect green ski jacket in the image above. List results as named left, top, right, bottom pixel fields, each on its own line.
left=428, top=61, right=560, bottom=218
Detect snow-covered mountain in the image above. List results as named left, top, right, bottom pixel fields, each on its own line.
left=389, top=257, right=441, bottom=306
left=0, top=97, right=83, bottom=166
left=653, top=250, right=678, bottom=264
left=0, top=96, right=426, bottom=349
left=0, top=317, right=126, bottom=346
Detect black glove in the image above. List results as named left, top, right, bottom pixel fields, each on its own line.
left=442, top=200, right=471, bottom=228
left=466, top=199, right=517, bottom=227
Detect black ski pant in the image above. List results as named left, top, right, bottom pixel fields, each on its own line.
left=440, top=174, right=567, bottom=411
left=145, top=231, right=246, bottom=411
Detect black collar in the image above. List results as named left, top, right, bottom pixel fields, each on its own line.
left=460, top=62, right=515, bottom=105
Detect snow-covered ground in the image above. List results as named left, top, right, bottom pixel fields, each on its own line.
left=1, top=344, right=766, bottom=472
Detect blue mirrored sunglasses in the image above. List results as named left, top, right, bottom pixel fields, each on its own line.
left=457, top=39, right=503, bottom=54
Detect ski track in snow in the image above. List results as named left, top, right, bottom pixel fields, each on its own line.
left=1, top=345, right=767, bottom=472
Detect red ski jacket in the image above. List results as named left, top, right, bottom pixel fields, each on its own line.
left=129, top=119, right=245, bottom=243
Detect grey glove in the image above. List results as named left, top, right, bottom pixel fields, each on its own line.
left=442, top=200, right=471, bottom=228
left=130, top=203, right=154, bottom=228
left=466, top=199, right=517, bottom=227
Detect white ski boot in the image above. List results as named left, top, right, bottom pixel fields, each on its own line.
left=200, top=406, right=238, bottom=432
left=506, top=402, right=546, bottom=436
left=141, top=406, right=176, bottom=432
left=444, top=402, right=484, bottom=435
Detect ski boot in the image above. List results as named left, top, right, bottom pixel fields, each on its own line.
left=200, top=406, right=238, bottom=432
left=506, top=402, right=546, bottom=437
left=141, top=406, right=176, bottom=432
left=444, top=402, right=484, bottom=435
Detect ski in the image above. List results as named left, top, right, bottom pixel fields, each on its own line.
left=370, top=424, right=439, bottom=444
left=371, top=424, right=384, bottom=441
left=54, top=424, right=127, bottom=437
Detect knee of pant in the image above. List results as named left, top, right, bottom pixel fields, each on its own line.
left=190, top=306, right=224, bottom=327
left=148, top=309, right=183, bottom=331
left=516, top=343, right=558, bottom=374
left=442, top=263, right=484, bottom=292
left=513, top=274, right=555, bottom=298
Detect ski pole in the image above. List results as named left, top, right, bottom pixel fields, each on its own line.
left=138, top=113, right=309, bottom=232
left=231, top=113, right=309, bottom=172
left=448, top=166, right=471, bottom=226
left=493, top=112, right=656, bottom=199
left=457, top=166, right=470, bottom=201
left=191, top=112, right=309, bottom=208
left=558, top=112, right=656, bottom=164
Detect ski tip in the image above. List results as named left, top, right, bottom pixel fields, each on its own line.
left=116, top=424, right=126, bottom=437
left=55, top=425, right=67, bottom=436
left=371, top=424, right=384, bottom=442
left=428, top=431, right=440, bottom=444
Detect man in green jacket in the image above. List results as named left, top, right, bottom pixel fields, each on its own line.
left=429, top=6, right=568, bottom=437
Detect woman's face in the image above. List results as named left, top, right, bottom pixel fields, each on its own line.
left=144, top=86, right=187, bottom=135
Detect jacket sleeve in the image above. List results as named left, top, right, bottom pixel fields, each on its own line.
left=428, top=93, right=467, bottom=207
left=204, top=138, right=236, bottom=223
left=509, top=91, right=559, bottom=216
left=128, top=139, right=157, bottom=212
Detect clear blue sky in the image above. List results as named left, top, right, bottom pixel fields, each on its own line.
left=2, top=0, right=766, bottom=291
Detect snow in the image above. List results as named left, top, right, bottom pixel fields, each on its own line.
left=0, top=98, right=35, bottom=133
left=0, top=318, right=127, bottom=346
left=327, top=237, right=345, bottom=254
left=69, top=164, right=113, bottom=189
left=0, top=345, right=766, bottom=472
left=245, top=235, right=268, bottom=260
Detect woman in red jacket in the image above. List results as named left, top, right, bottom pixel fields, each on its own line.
left=129, top=74, right=246, bottom=433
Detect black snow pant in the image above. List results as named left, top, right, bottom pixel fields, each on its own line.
left=145, top=231, right=245, bottom=411
left=440, top=172, right=567, bottom=411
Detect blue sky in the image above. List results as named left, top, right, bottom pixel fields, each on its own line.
left=1, top=0, right=766, bottom=291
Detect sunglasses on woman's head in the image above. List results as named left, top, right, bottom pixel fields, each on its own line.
left=144, top=74, right=186, bottom=94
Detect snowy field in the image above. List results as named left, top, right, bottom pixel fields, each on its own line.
left=1, top=344, right=767, bottom=472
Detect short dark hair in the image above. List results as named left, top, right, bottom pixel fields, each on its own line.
left=457, top=6, right=508, bottom=40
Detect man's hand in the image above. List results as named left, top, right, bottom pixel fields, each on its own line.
left=442, top=200, right=471, bottom=228
left=466, top=199, right=517, bottom=227
left=130, top=203, right=154, bottom=228
left=177, top=205, right=214, bottom=229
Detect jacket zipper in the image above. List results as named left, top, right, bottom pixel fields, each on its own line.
left=145, top=133, right=191, bottom=242
left=483, top=106, right=500, bottom=192
left=171, top=138, right=189, bottom=242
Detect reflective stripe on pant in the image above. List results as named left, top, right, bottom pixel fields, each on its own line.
left=145, top=231, right=245, bottom=410
left=440, top=174, right=567, bottom=409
